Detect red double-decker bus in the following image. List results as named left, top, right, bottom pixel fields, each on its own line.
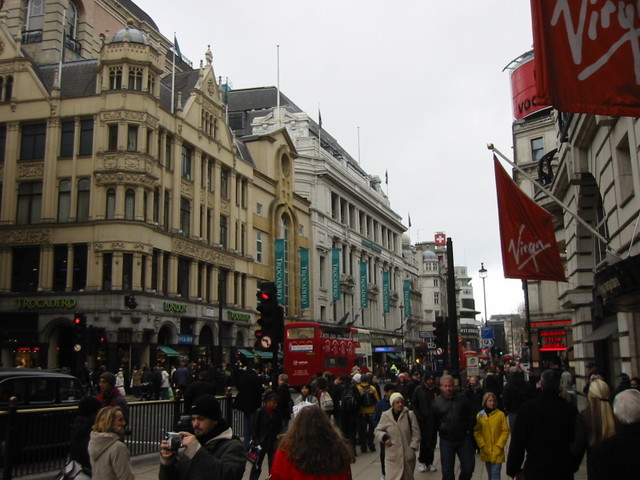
left=283, top=321, right=370, bottom=386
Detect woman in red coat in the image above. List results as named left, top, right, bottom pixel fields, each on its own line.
left=270, top=405, right=353, bottom=480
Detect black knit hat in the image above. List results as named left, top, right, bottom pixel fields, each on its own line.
left=100, top=372, right=116, bottom=386
left=190, top=394, right=221, bottom=421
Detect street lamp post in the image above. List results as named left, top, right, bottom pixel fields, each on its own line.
left=479, top=263, right=488, bottom=326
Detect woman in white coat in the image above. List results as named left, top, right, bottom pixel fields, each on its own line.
left=375, top=392, right=421, bottom=480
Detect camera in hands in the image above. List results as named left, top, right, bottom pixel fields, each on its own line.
left=164, top=432, right=182, bottom=451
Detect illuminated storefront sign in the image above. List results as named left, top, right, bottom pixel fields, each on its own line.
left=539, top=329, right=568, bottom=351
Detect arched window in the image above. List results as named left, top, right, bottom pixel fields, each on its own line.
left=64, top=2, right=80, bottom=54
left=76, top=178, right=90, bottom=222
left=65, top=2, right=77, bottom=40
left=25, top=0, right=44, bottom=43
left=125, top=189, right=135, bottom=220
left=106, top=188, right=116, bottom=219
left=58, top=179, right=71, bottom=222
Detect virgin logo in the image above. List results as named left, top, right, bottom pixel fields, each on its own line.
left=508, top=224, right=553, bottom=272
left=551, top=0, right=640, bottom=82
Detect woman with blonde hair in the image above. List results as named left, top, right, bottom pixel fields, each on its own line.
left=270, top=405, right=353, bottom=480
left=573, top=378, right=616, bottom=479
left=474, top=392, right=510, bottom=480
left=88, top=406, right=134, bottom=480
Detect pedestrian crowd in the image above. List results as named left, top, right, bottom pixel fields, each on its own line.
left=62, top=358, right=640, bottom=480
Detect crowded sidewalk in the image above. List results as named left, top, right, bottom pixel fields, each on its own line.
left=126, top=442, right=588, bottom=480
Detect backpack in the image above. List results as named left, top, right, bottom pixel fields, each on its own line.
left=320, top=391, right=334, bottom=411
left=360, top=385, right=376, bottom=407
left=341, top=386, right=359, bottom=413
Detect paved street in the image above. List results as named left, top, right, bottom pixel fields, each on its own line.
left=128, top=443, right=588, bottom=480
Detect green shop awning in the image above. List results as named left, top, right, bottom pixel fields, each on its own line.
left=238, top=348, right=255, bottom=358
left=157, top=346, right=180, bottom=356
left=254, top=351, right=273, bottom=359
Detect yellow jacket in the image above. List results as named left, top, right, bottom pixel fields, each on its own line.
left=473, top=408, right=510, bottom=464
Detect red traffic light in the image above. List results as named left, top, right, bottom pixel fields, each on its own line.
left=259, top=292, right=270, bottom=301
left=74, top=317, right=82, bottom=325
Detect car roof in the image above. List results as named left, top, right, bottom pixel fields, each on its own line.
left=0, top=368, right=79, bottom=380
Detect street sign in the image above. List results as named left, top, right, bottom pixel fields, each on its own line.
left=420, top=331, right=435, bottom=338
left=427, top=342, right=436, bottom=349
left=467, top=355, right=480, bottom=376
left=481, top=338, right=494, bottom=347
left=435, top=347, right=443, bottom=355
left=260, top=335, right=272, bottom=349
left=481, top=326, right=494, bottom=339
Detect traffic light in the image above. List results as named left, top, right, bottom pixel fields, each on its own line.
left=72, top=313, right=86, bottom=346
left=256, top=281, right=280, bottom=346
left=433, top=316, right=445, bottom=348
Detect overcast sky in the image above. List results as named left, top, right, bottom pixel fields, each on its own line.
left=134, top=0, right=535, bottom=319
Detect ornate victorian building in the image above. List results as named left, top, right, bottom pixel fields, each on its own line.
left=0, top=0, right=310, bottom=372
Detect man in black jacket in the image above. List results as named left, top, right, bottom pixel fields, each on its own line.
left=412, top=371, right=439, bottom=473
left=507, top=369, right=579, bottom=480
left=433, top=375, right=476, bottom=480
left=160, top=394, right=246, bottom=480
left=234, top=364, right=265, bottom=450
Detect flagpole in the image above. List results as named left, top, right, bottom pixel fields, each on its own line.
left=488, top=144, right=609, bottom=245
left=276, top=45, right=280, bottom=127
left=171, top=32, right=176, bottom=115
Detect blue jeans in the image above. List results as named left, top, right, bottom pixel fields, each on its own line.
left=243, top=411, right=256, bottom=450
left=439, top=435, right=475, bottom=480
left=485, top=462, right=501, bottom=480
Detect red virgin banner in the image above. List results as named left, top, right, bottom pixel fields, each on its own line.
left=530, top=0, right=640, bottom=117
left=494, top=156, right=566, bottom=282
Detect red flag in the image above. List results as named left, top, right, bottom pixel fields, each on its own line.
left=530, top=0, right=640, bottom=117
left=494, top=156, right=566, bottom=282
left=434, top=232, right=446, bottom=245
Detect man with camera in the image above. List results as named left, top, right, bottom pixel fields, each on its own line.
left=159, top=394, right=246, bottom=480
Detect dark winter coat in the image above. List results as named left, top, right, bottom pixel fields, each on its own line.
left=233, top=370, right=264, bottom=414
left=591, top=422, right=640, bottom=480
left=506, top=390, right=579, bottom=480
left=432, top=392, right=476, bottom=442
left=159, top=422, right=246, bottom=480
left=502, top=372, right=534, bottom=414
left=411, top=384, right=439, bottom=449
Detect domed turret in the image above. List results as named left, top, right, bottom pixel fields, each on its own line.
left=422, top=250, right=438, bottom=262
left=111, top=18, right=148, bottom=45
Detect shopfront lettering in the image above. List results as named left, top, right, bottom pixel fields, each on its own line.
left=17, top=298, right=77, bottom=309
left=226, top=311, right=251, bottom=322
left=163, top=302, right=188, bottom=313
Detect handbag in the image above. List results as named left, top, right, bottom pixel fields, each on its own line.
left=246, top=442, right=263, bottom=465
left=53, top=457, right=91, bottom=480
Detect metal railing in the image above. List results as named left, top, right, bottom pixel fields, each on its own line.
left=1, top=393, right=243, bottom=479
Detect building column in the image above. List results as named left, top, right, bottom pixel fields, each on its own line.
left=0, top=123, right=19, bottom=225
left=41, top=118, right=60, bottom=223
left=144, top=252, right=153, bottom=292
left=167, top=254, right=178, bottom=296
left=189, top=259, right=198, bottom=301
left=39, top=245, right=54, bottom=291
left=66, top=244, right=75, bottom=291
left=133, top=252, right=143, bottom=291
left=112, top=252, right=124, bottom=290
left=0, top=248, right=11, bottom=291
